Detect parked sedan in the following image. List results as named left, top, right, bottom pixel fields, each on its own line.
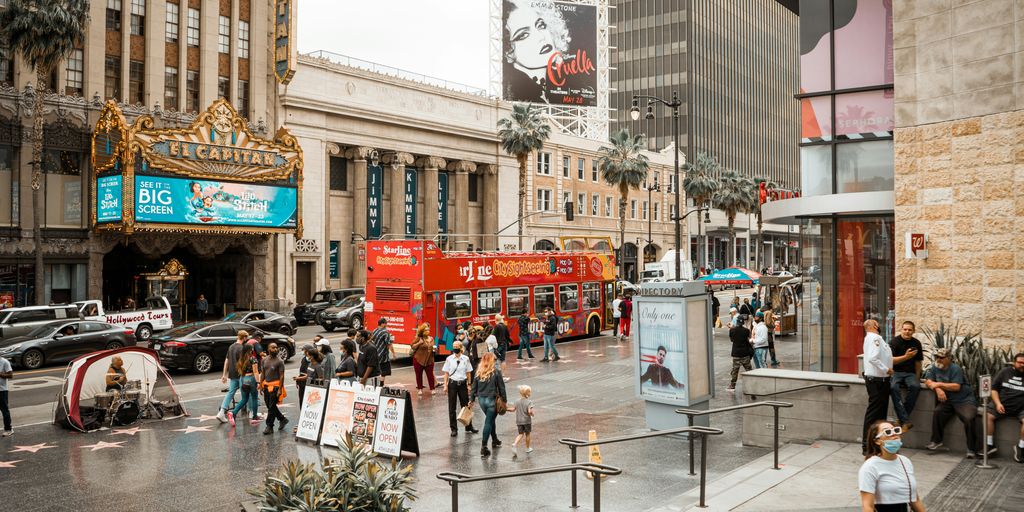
left=149, top=321, right=296, bottom=374
left=317, top=294, right=365, bottom=331
left=222, top=310, right=298, bottom=335
left=0, top=320, right=136, bottom=370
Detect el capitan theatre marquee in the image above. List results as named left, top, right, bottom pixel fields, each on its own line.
left=90, top=99, right=304, bottom=237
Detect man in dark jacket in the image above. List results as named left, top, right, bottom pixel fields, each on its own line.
left=541, top=308, right=560, bottom=362
left=728, top=316, right=753, bottom=391
left=516, top=311, right=535, bottom=359
left=492, top=314, right=511, bottom=366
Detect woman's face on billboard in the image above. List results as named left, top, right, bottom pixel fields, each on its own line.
left=507, top=4, right=556, bottom=70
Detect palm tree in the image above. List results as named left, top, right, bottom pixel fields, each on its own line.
left=683, top=152, right=720, bottom=272
left=713, top=168, right=757, bottom=267
left=598, top=129, right=649, bottom=280
left=497, top=104, right=551, bottom=250
left=0, top=0, right=89, bottom=304
left=752, top=176, right=777, bottom=270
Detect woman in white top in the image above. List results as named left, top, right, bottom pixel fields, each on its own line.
left=858, top=420, right=926, bottom=512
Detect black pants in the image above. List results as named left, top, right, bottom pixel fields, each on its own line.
left=932, top=401, right=979, bottom=452
left=767, top=332, right=777, bottom=363
left=263, top=388, right=286, bottom=428
left=613, top=317, right=620, bottom=336
left=0, top=390, right=10, bottom=431
left=863, top=376, right=891, bottom=452
left=447, top=380, right=473, bottom=432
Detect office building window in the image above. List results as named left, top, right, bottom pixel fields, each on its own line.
left=562, top=156, right=570, bottom=177
left=591, top=194, right=599, bottom=216
left=468, top=173, right=479, bottom=202
left=238, top=20, right=249, bottom=58
left=165, top=2, right=178, bottom=42
left=630, top=200, right=637, bottom=219
left=0, top=46, right=12, bottom=86
left=186, top=8, right=200, bottom=47
left=128, top=61, right=144, bottom=104
left=605, top=196, right=612, bottom=217
left=592, top=161, right=598, bottom=181
left=237, top=79, right=249, bottom=116
left=562, top=192, right=570, bottom=211
left=104, top=56, right=121, bottom=100
left=106, top=0, right=121, bottom=31
left=578, top=158, right=585, bottom=180
left=164, top=66, right=178, bottom=110
left=536, top=152, right=551, bottom=175
left=217, top=76, right=229, bottom=99
left=185, top=70, right=199, bottom=111
left=577, top=193, right=585, bottom=215
left=537, top=189, right=552, bottom=211
left=670, top=203, right=677, bottom=219
left=218, top=16, right=230, bottom=54
left=65, top=49, right=83, bottom=96
left=653, top=171, right=660, bottom=186
left=329, top=156, right=348, bottom=191
left=130, top=0, right=145, bottom=36
left=642, top=200, right=648, bottom=221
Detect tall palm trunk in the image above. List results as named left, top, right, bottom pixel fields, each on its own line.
left=727, top=214, right=736, bottom=267
left=516, top=154, right=527, bottom=250
left=757, top=213, right=764, bottom=270
left=32, top=67, right=45, bottom=304
left=618, top=186, right=627, bottom=281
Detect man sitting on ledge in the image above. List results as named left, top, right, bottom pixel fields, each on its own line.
left=923, top=348, right=979, bottom=458
left=985, top=352, right=1024, bottom=463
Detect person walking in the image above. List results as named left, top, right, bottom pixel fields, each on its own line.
left=316, top=338, right=337, bottom=386
left=728, top=316, right=753, bottom=391
left=889, top=321, right=922, bottom=430
left=335, top=339, right=358, bottom=383
left=710, top=291, right=721, bottom=329
left=541, top=308, right=560, bottom=362
left=260, top=343, right=288, bottom=435
left=0, top=355, right=12, bottom=436
left=862, top=319, right=893, bottom=455
left=442, top=340, right=478, bottom=437
left=470, top=352, right=507, bottom=457
left=763, top=304, right=779, bottom=367
left=492, top=314, right=511, bottom=369
left=466, top=325, right=483, bottom=370
left=228, top=343, right=261, bottom=427
left=923, top=348, right=979, bottom=458
left=619, top=295, right=633, bottom=339
left=510, top=384, right=535, bottom=458
left=859, top=420, right=926, bottom=512
left=371, top=318, right=396, bottom=386
left=611, top=294, right=623, bottom=337
left=196, top=294, right=209, bottom=321
left=751, top=313, right=770, bottom=369
left=739, top=298, right=754, bottom=317
left=356, top=332, right=380, bottom=386
left=516, top=310, right=535, bottom=359
left=410, top=323, right=437, bottom=396
left=751, top=292, right=761, bottom=312
left=216, top=330, right=248, bottom=423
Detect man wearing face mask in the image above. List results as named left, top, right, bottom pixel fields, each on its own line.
left=442, top=341, right=478, bottom=437
left=923, top=348, right=979, bottom=458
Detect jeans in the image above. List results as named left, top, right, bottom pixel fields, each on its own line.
left=517, top=333, right=534, bottom=358
left=730, top=356, right=752, bottom=386
left=220, top=378, right=240, bottom=411
left=263, top=387, right=286, bottom=428
left=753, top=348, right=769, bottom=369
left=890, top=371, right=921, bottom=424
left=543, top=334, right=559, bottom=359
left=479, top=396, right=499, bottom=447
left=932, top=400, right=979, bottom=452
left=0, top=390, right=10, bottom=431
left=232, top=375, right=259, bottom=417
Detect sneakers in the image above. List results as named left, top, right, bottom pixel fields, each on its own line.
left=986, top=444, right=998, bottom=456
left=727, top=385, right=736, bottom=392
left=278, top=417, right=290, bottom=431
left=466, top=427, right=479, bottom=434
left=1014, top=444, right=1023, bottom=463
left=552, top=355, right=561, bottom=361
left=227, top=412, right=235, bottom=427
left=215, top=410, right=227, bottom=423
left=480, top=447, right=491, bottom=457
left=1, top=430, right=12, bottom=437
left=263, top=426, right=274, bottom=435
left=250, top=419, right=262, bottom=426
left=925, top=441, right=943, bottom=451
left=540, top=358, right=550, bottom=362
left=966, top=451, right=977, bottom=459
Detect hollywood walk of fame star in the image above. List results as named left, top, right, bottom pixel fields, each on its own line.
left=589, top=354, right=606, bottom=357
left=519, top=366, right=539, bottom=370
left=110, top=427, right=151, bottom=436
left=0, top=460, right=23, bottom=468
left=173, top=425, right=212, bottom=434
left=81, top=441, right=126, bottom=452
left=10, top=443, right=57, bottom=454
left=190, top=414, right=221, bottom=422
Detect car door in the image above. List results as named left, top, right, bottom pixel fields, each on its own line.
left=244, top=312, right=269, bottom=330
left=81, top=322, right=117, bottom=351
left=205, top=324, right=237, bottom=363
left=47, top=322, right=91, bottom=362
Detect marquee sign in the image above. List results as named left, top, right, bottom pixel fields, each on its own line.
left=274, top=0, right=298, bottom=84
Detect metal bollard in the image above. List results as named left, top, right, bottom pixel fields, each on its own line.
left=450, top=481, right=459, bottom=512
left=593, top=469, right=602, bottom=512
left=773, top=405, right=781, bottom=470
left=570, top=445, right=579, bottom=508
left=699, top=432, right=708, bottom=508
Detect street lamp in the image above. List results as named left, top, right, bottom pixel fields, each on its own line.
left=632, top=92, right=682, bottom=280
left=641, top=180, right=660, bottom=268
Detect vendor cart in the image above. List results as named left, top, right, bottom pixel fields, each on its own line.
left=757, top=275, right=798, bottom=336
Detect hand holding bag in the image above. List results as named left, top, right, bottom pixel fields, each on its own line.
left=496, top=396, right=508, bottom=415
left=457, top=406, right=474, bottom=426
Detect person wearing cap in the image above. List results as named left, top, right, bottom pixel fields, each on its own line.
left=728, top=307, right=740, bottom=328
left=923, top=348, right=979, bottom=458
left=728, top=315, right=753, bottom=389
left=316, top=337, right=337, bottom=385
left=751, top=312, right=770, bottom=369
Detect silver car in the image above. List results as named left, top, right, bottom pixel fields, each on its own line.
left=0, top=305, right=81, bottom=339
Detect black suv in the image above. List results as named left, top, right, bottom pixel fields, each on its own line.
left=293, top=288, right=363, bottom=326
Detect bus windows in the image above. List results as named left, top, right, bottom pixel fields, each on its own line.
left=508, top=287, right=529, bottom=317
left=559, top=284, right=579, bottom=312
left=535, top=285, right=555, bottom=313
left=478, top=289, right=502, bottom=316
left=582, top=282, right=600, bottom=309
left=445, top=291, right=472, bottom=319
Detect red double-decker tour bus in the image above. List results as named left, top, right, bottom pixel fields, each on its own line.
left=363, top=239, right=617, bottom=354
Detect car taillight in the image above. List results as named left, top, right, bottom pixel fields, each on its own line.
left=124, top=329, right=135, bottom=336
left=163, top=341, right=186, bottom=348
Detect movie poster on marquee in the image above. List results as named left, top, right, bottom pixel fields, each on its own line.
left=636, top=299, right=689, bottom=404
left=319, top=382, right=356, bottom=448
left=296, top=385, right=328, bottom=442
left=134, top=175, right=297, bottom=228
left=350, top=388, right=380, bottom=446
left=501, top=0, right=597, bottom=106
left=372, top=393, right=406, bottom=457
left=96, top=175, right=123, bottom=223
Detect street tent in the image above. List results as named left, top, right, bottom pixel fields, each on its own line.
left=54, top=346, right=186, bottom=432
left=699, top=267, right=762, bottom=286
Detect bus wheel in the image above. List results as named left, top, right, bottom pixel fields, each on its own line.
left=587, top=317, right=600, bottom=338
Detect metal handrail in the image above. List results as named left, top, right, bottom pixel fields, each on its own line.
left=677, top=401, right=793, bottom=472
left=558, top=426, right=724, bottom=509
left=744, top=382, right=849, bottom=399
left=436, top=462, right=622, bottom=512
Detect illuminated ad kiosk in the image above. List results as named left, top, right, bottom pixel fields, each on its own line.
left=90, top=99, right=303, bottom=238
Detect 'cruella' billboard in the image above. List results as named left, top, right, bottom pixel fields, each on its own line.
left=502, top=0, right=597, bottom=106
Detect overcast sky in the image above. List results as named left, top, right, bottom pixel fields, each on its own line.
left=297, top=0, right=491, bottom=90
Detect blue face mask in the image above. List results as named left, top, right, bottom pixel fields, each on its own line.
left=882, top=439, right=902, bottom=454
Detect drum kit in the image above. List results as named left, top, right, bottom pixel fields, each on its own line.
left=93, top=380, right=145, bottom=426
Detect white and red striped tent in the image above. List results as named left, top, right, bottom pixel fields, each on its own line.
left=53, top=346, right=186, bottom=432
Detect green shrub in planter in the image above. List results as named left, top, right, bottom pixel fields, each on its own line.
left=251, top=433, right=416, bottom=512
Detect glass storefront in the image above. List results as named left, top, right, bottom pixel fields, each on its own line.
left=799, top=216, right=894, bottom=374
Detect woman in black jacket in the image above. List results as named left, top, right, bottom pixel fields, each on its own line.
left=469, top=352, right=507, bottom=457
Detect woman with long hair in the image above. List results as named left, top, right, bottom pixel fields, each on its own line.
left=228, top=343, right=261, bottom=427
left=410, top=323, right=437, bottom=396
left=859, top=420, right=925, bottom=512
left=469, top=352, right=507, bottom=457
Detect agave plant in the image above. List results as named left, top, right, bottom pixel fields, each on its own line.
left=922, top=320, right=1012, bottom=386
left=251, top=433, right=416, bottom=512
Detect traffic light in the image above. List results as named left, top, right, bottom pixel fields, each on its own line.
left=565, top=201, right=574, bottom=221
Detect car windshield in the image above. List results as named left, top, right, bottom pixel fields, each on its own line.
left=334, top=295, right=362, bottom=308
left=222, top=312, right=241, bottom=321
left=310, top=292, right=330, bottom=302
left=27, top=325, right=59, bottom=338
left=158, top=323, right=207, bottom=337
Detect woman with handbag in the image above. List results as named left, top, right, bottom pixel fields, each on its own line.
left=859, top=420, right=926, bottom=512
left=410, top=323, right=437, bottom=396
left=469, top=352, right=507, bottom=457
left=228, top=343, right=261, bottom=427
